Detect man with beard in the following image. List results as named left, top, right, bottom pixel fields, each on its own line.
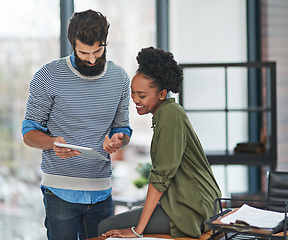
left=21, top=10, right=132, bottom=240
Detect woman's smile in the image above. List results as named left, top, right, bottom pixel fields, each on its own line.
left=131, top=73, right=166, bottom=115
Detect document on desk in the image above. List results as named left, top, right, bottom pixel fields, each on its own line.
left=220, top=204, right=285, bottom=229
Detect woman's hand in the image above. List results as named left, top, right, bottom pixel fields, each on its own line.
left=102, top=228, right=139, bottom=238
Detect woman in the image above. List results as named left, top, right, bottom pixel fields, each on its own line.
left=100, top=46, right=221, bottom=238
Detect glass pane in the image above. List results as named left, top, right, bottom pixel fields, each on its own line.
left=212, top=165, right=248, bottom=198
left=227, top=67, right=248, bottom=109
left=187, top=112, right=226, bottom=152
left=227, top=165, right=248, bottom=194
left=182, top=68, right=226, bottom=110
left=262, top=67, right=271, bottom=109
left=228, top=112, right=249, bottom=151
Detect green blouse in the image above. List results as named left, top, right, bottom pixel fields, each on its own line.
left=148, top=98, right=221, bottom=238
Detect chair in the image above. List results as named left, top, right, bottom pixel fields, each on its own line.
left=267, top=171, right=288, bottom=212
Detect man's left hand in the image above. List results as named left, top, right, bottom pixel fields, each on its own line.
left=103, top=133, right=124, bottom=154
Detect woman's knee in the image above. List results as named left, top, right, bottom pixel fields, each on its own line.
left=98, top=217, right=109, bottom=236
left=98, top=207, right=143, bottom=236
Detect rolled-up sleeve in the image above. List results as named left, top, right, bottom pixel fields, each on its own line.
left=109, top=126, right=133, bottom=138
left=22, top=119, right=48, bottom=136
left=149, top=169, right=171, bottom=191
left=148, top=106, right=187, bottom=192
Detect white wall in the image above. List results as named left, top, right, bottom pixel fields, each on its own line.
left=169, top=0, right=248, bottom=197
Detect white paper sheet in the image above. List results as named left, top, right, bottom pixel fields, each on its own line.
left=220, top=204, right=285, bottom=229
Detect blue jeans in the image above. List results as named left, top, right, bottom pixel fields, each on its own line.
left=42, top=188, right=113, bottom=240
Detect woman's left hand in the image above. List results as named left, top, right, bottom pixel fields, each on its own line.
left=102, top=228, right=138, bottom=238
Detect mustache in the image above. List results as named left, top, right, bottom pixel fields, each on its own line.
left=77, top=52, right=106, bottom=66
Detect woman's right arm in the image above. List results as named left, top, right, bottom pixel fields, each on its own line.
left=134, top=183, right=164, bottom=235
left=102, top=182, right=164, bottom=238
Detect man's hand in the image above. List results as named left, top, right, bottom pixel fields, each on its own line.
left=103, top=133, right=125, bottom=154
left=53, top=137, right=80, bottom=159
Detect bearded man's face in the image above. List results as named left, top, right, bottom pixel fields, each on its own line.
left=74, top=39, right=106, bottom=76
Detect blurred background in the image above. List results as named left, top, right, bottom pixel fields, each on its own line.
left=0, top=0, right=288, bottom=239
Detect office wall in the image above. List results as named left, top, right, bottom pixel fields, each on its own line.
left=261, top=0, right=288, bottom=171
left=169, top=0, right=248, bottom=196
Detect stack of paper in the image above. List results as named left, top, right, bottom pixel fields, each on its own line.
left=220, top=204, right=285, bottom=229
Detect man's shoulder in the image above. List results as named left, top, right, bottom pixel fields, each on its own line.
left=33, top=57, right=69, bottom=82
left=106, top=60, right=128, bottom=75
left=45, top=57, right=66, bottom=68
left=37, top=57, right=66, bottom=72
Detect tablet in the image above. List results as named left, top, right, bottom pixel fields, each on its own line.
left=54, top=142, right=110, bottom=161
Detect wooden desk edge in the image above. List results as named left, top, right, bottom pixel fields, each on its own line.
left=86, top=230, right=213, bottom=240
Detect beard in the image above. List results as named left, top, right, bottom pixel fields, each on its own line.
left=74, top=48, right=106, bottom=77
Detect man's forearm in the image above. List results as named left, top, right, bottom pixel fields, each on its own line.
left=23, top=130, right=56, bottom=150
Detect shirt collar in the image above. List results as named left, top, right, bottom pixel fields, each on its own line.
left=70, top=52, right=76, bottom=69
left=66, top=54, right=107, bottom=80
left=152, top=98, right=176, bottom=126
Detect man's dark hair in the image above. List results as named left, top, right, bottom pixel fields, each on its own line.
left=67, top=9, right=110, bottom=49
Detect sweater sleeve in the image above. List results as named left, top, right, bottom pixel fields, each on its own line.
left=109, top=126, right=133, bottom=138
left=110, top=69, right=131, bottom=129
left=148, top=106, right=187, bottom=192
left=21, top=119, right=48, bottom=136
left=24, top=65, right=54, bottom=128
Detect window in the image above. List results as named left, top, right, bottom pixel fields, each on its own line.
left=179, top=62, right=277, bottom=196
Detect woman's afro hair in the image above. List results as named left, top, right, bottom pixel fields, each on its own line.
left=136, top=46, right=183, bottom=93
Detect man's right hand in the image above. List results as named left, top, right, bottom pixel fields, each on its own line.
left=23, top=130, right=80, bottom=159
left=53, top=137, right=81, bottom=159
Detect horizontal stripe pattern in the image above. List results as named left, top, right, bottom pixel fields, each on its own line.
left=24, top=56, right=131, bottom=190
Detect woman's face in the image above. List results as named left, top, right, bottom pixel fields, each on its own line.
left=131, top=72, right=167, bottom=115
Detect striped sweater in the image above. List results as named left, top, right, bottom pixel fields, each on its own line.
left=24, top=56, right=131, bottom=191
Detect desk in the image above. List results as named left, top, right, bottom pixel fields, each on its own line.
left=86, top=231, right=213, bottom=240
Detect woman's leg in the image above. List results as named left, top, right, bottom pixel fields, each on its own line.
left=98, top=203, right=170, bottom=236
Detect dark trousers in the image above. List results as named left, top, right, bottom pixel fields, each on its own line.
left=98, top=202, right=170, bottom=236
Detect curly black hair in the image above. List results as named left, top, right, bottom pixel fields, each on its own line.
left=136, top=46, right=183, bottom=93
